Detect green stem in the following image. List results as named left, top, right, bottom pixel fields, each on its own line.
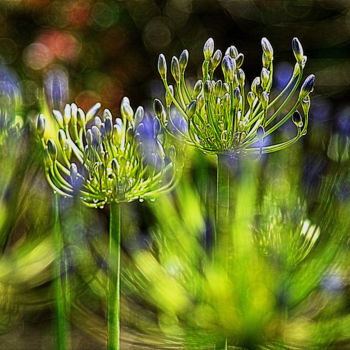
left=216, top=154, right=230, bottom=245
left=53, top=193, right=69, bottom=350
left=216, top=155, right=233, bottom=350
left=108, top=202, right=121, bottom=350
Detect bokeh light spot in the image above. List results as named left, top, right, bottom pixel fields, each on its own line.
left=143, top=17, right=172, bottom=51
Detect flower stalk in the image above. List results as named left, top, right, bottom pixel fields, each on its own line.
left=52, top=193, right=69, bottom=350
left=108, top=202, right=121, bottom=350
left=38, top=99, right=179, bottom=350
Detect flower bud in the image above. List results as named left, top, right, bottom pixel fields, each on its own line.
left=257, top=125, right=265, bottom=140
left=71, top=103, right=78, bottom=125
left=251, top=77, right=261, bottom=95
left=204, top=80, right=213, bottom=96
left=121, top=97, right=134, bottom=122
left=179, top=49, right=189, bottom=72
left=134, top=106, right=144, bottom=125
left=247, top=91, right=256, bottom=106
left=111, top=158, right=119, bottom=173
left=237, top=69, right=245, bottom=86
left=262, top=52, right=271, bottom=68
left=261, top=37, right=273, bottom=60
left=70, top=163, right=78, bottom=185
left=94, top=116, right=102, bottom=129
left=203, top=38, right=214, bottom=61
left=77, top=108, right=85, bottom=127
left=37, top=114, right=45, bottom=137
left=292, top=110, right=303, bottom=128
left=105, top=115, right=113, bottom=136
left=63, top=104, right=71, bottom=125
left=47, top=139, right=57, bottom=159
left=186, top=100, right=197, bottom=118
left=92, top=125, right=101, bottom=146
left=214, top=80, right=222, bottom=96
left=153, top=99, right=167, bottom=123
left=299, top=74, right=315, bottom=99
left=222, top=55, right=236, bottom=82
left=58, top=129, right=66, bottom=149
left=86, top=102, right=101, bottom=122
left=171, top=56, right=180, bottom=83
left=233, top=87, right=241, bottom=105
left=261, top=68, right=270, bottom=88
left=292, top=37, right=304, bottom=66
left=235, top=53, right=244, bottom=68
left=261, top=91, right=269, bottom=109
left=86, top=129, right=93, bottom=146
left=211, top=49, right=222, bottom=71
left=53, top=110, right=64, bottom=128
left=226, top=45, right=238, bottom=58
left=158, top=54, right=167, bottom=80
left=193, top=80, right=203, bottom=99
left=196, top=94, right=205, bottom=111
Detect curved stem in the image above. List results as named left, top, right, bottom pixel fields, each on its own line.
left=108, top=202, right=121, bottom=350
left=53, top=193, right=69, bottom=350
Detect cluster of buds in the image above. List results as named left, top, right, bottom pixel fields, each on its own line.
left=37, top=99, right=178, bottom=207
left=154, top=37, right=315, bottom=155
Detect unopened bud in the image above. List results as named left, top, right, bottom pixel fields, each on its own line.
left=193, top=80, right=203, bottom=98
left=158, top=54, right=167, bottom=80
left=47, top=139, right=57, bottom=159
left=261, top=91, right=269, bottom=109
left=134, top=106, right=144, bottom=124
left=235, top=53, right=244, bottom=68
left=237, top=69, right=245, bottom=86
left=299, top=74, right=315, bottom=99
left=247, top=91, right=256, bottom=106
left=171, top=56, right=180, bottom=83
left=251, top=77, right=261, bottom=95
left=58, top=129, right=66, bottom=149
left=37, top=114, right=45, bottom=137
left=153, top=99, right=167, bottom=123
left=91, top=125, right=101, bottom=145
left=203, top=38, right=214, bottom=61
left=53, top=110, right=64, bottom=128
left=261, top=37, right=273, bottom=60
left=261, top=68, right=270, bottom=88
left=292, top=110, right=303, bottom=128
left=222, top=55, right=236, bottom=82
left=63, top=104, right=71, bottom=125
left=197, top=94, right=205, bottom=111
left=214, top=80, right=222, bottom=96
left=105, top=115, right=113, bottom=136
left=226, top=45, right=238, bottom=58
left=233, top=87, right=241, bottom=105
left=121, top=97, right=134, bottom=122
left=77, top=108, right=85, bottom=127
left=86, top=129, right=93, bottom=146
left=179, top=49, right=189, bottom=72
left=186, top=100, right=197, bottom=118
left=86, top=103, right=101, bottom=122
left=211, top=49, right=222, bottom=71
left=71, top=103, right=78, bottom=125
left=292, top=37, right=304, bottom=66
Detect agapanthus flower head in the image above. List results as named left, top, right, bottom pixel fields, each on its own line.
left=0, top=64, right=22, bottom=135
left=155, top=37, right=315, bottom=155
left=37, top=98, right=178, bottom=207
